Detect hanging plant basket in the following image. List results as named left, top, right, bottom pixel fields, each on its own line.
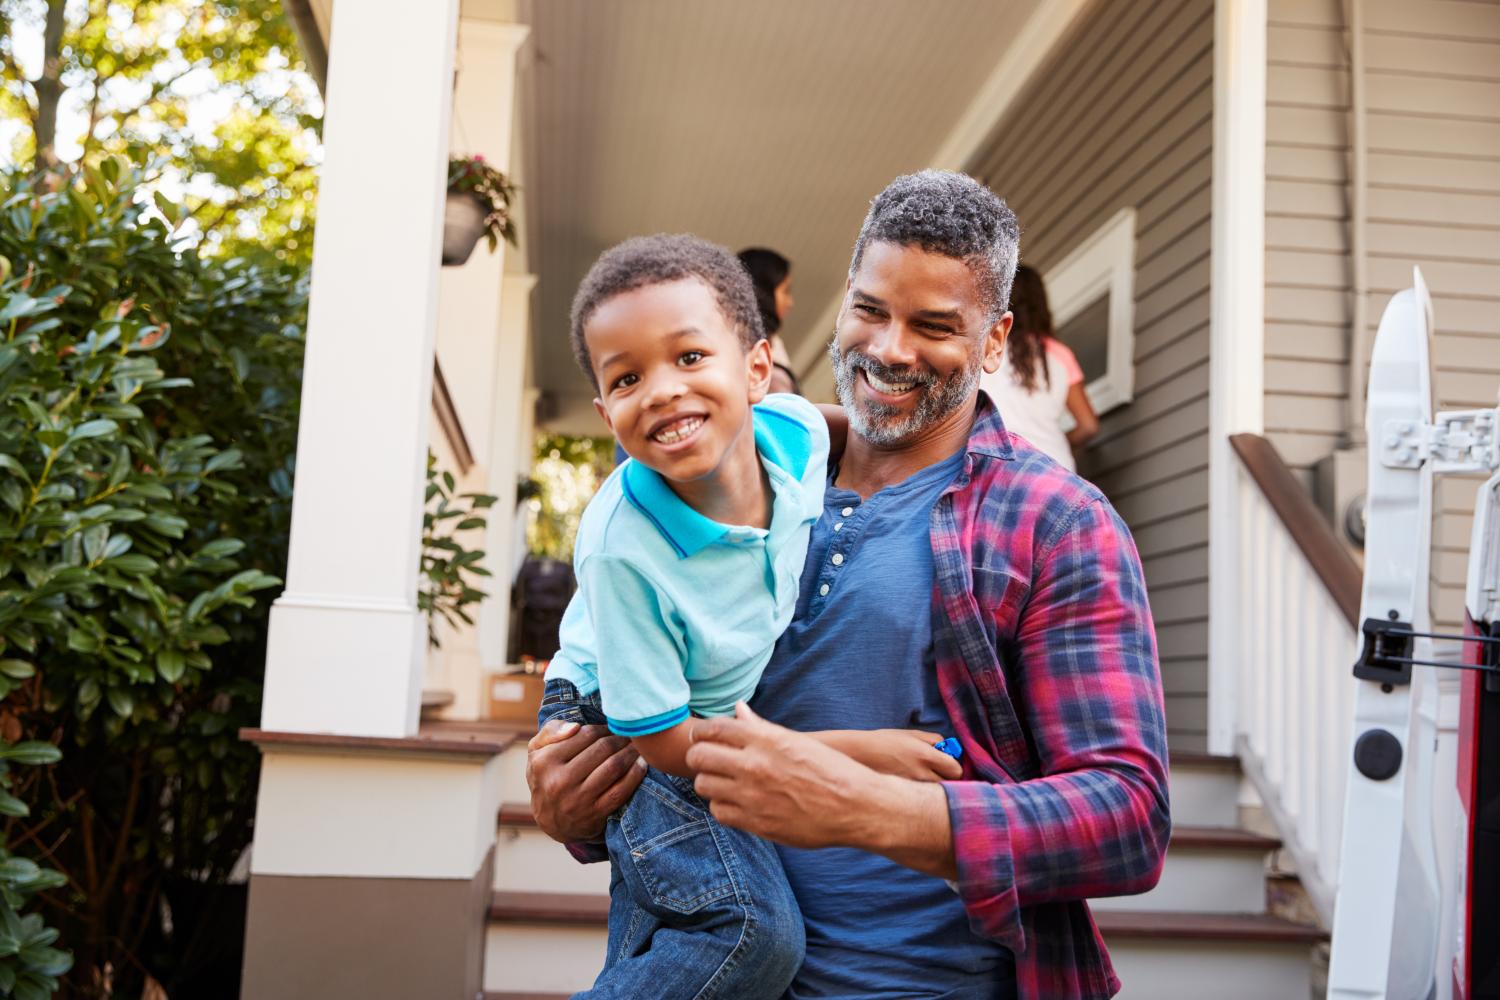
left=442, top=155, right=518, bottom=267
left=442, top=190, right=489, bottom=266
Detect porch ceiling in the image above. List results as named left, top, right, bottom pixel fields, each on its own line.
left=524, top=0, right=1041, bottom=434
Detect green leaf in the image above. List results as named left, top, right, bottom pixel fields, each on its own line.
left=0, top=743, right=60, bottom=766
left=65, top=629, right=99, bottom=653
left=106, top=687, right=133, bottom=718
left=196, top=538, right=245, bottom=561
left=0, top=859, right=40, bottom=883
left=203, top=448, right=243, bottom=474
left=156, top=649, right=185, bottom=683
left=106, top=554, right=158, bottom=575
left=67, top=418, right=118, bottom=443
left=14, top=973, right=49, bottom=1000
left=0, top=792, right=29, bottom=818
left=0, top=660, right=33, bottom=680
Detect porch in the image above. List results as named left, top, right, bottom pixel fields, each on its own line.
left=239, top=0, right=1499, bottom=995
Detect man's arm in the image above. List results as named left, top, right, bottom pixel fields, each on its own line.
left=527, top=718, right=646, bottom=856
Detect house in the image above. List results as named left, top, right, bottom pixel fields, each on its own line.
left=239, top=0, right=1500, bottom=997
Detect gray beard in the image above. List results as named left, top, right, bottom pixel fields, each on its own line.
left=828, top=336, right=982, bottom=447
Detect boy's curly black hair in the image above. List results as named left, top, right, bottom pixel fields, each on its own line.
left=849, top=170, right=1021, bottom=322
left=570, top=234, right=765, bottom=392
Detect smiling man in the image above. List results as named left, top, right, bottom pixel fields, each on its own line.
left=528, top=171, right=1171, bottom=999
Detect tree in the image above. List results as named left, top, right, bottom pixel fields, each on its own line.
left=0, top=0, right=321, bottom=265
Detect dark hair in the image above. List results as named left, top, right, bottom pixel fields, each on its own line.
left=1006, top=264, right=1054, bottom=392
left=738, top=247, right=791, bottom=337
left=570, top=234, right=765, bottom=392
left=849, top=170, right=1020, bottom=322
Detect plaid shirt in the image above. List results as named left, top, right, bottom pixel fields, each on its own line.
left=570, top=393, right=1170, bottom=998
left=936, top=393, right=1169, bottom=998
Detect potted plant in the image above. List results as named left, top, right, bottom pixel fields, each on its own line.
left=443, top=154, right=518, bottom=266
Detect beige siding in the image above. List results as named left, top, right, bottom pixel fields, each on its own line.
left=1266, top=0, right=1500, bottom=630
left=972, top=0, right=1215, bottom=751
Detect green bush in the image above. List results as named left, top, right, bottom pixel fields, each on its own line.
left=0, top=161, right=292, bottom=998
left=0, top=159, right=498, bottom=999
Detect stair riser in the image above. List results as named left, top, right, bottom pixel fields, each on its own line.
left=1167, top=765, right=1240, bottom=827
left=494, top=827, right=612, bottom=894
left=1090, top=845, right=1268, bottom=914
left=485, top=923, right=607, bottom=994
left=500, top=744, right=528, bottom=800
left=1106, top=939, right=1314, bottom=999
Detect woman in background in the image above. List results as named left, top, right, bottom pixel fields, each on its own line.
left=738, top=247, right=799, bottom=395
left=982, top=264, right=1100, bottom=471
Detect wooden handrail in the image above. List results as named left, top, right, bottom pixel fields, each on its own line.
left=432, top=359, right=476, bottom=474
left=1229, top=434, right=1362, bottom=627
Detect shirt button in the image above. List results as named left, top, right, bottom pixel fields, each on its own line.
left=841, top=506, right=854, bottom=517
left=819, top=583, right=830, bottom=596
left=831, top=553, right=844, bottom=566
left=833, top=522, right=843, bottom=532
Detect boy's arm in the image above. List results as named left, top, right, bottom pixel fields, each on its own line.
left=815, top=403, right=849, bottom=463
left=635, top=721, right=959, bottom=783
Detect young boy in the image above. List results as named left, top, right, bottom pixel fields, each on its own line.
left=540, top=234, right=962, bottom=999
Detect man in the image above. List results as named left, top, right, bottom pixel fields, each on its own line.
left=528, top=170, right=1170, bottom=999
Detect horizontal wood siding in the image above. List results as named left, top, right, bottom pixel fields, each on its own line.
left=1266, top=0, right=1500, bottom=630
left=973, top=0, right=1215, bottom=751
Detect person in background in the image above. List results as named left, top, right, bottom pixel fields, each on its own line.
left=739, top=247, right=800, bottom=394
left=979, top=264, right=1099, bottom=471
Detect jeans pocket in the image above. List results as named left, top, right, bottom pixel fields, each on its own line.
left=611, top=772, right=737, bottom=916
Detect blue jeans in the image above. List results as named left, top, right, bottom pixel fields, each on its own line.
left=539, top=678, right=804, bottom=999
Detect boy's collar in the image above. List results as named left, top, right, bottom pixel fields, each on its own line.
left=621, top=403, right=803, bottom=559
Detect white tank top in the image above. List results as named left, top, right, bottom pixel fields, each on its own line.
left=979, top=336, right=1085, bottom=472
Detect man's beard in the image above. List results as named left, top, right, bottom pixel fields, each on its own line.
left=828, top=335, right=982, bottom=447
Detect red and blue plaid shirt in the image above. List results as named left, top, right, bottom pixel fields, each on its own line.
left=570, top=392, right=1170, bottom=998
left=935, top=392, right=1169, bottom=998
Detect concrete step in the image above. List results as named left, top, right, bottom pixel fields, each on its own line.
left=494, top=804, right=612, bottom=895
left=1090, top=825, right=1280, bottom=914
left=485, top=892, right=608, bottom=996
left=1098, top=910, right=1325, bottom=1000
left=484, top=891, right=1325, bottom=998
left=1168, top=751, right=1241, bottom=827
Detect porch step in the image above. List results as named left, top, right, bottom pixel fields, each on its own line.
left=1099, top=911, right=1325, bottom=1000
left=1168, top=751, right=1241, bottom=827
left=1090, top=825, right=1279, bottom=914
left=495, top=804, right=611, bottom=894
left=485, top=892, right=607, bottom=996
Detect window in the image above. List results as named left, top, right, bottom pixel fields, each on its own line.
left=1042, top=207, right=1136, bottom=414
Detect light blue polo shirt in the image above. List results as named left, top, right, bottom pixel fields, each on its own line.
left=547, top=393, right=828, bottom=736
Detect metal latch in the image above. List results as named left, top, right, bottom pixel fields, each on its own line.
left=1380, top=406, right=1499, bottom=472
left=1353, top=616, right=1500, bottom=685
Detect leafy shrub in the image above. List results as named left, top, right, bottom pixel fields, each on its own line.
left=0, top=160, right=292, bottom=998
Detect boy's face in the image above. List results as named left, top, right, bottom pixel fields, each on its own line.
left=589, top=277, right=772, bottom=484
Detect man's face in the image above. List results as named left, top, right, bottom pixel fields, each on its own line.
left=830, top=241, right=1009, bottom=447
left=589, top=277, right=771, bottom=484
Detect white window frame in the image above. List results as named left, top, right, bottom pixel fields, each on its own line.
left=1041, top=207, right=1136, bottom=414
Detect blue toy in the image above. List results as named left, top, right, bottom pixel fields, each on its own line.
left=934, top=737, right=963, bottom=760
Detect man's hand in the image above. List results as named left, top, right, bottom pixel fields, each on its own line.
left=526, top=719, right=646, bottom=844
left=816, top=729, right=963, bottom=783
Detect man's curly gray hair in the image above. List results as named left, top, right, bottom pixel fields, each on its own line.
left=848, top=170, right=1021, bottom=321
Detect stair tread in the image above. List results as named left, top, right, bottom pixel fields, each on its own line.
left=1095, top=909, right=1326, bottom=943
left=497, top=804, right=1280, bottom=855
left=490, top=890, right=609, bottom=924
left=1168, top=751, right=1241, bottom=772
left=483, top=994, right=572, bottom=1000
left=1169, top=825, right=1280, bottom=851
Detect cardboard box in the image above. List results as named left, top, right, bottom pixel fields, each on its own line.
left=487, top=668, right=546, bottom=725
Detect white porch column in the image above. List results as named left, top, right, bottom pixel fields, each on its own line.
left=259, top=0, right=461, bottom=738
left=479, top=272, right=539, bottom=671
left=1207, top=0, right=1267, bottom=754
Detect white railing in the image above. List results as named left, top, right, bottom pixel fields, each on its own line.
left=1231, top=444, right=1361, bottom=926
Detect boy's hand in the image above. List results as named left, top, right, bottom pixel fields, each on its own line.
left=527, top=719, right=646, bottom=844
left=815, top=729, right=963, bottom=783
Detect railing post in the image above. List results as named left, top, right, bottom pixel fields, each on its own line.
left=1207, top=0, right=1267, bottom=754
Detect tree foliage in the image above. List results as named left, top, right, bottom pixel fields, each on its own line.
left=0, top=0, right=322, bottom=265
